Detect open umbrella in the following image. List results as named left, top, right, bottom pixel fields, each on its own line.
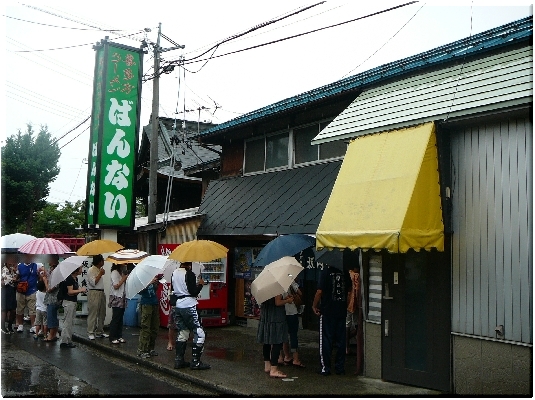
left=0, top=233, right=37, bottom=253
left=125, top=255, right=169, bottom=299
left=251, top=256, right=303, bottom=304
left=76, top=239, right=124, bottom=256
left=18, top=237, right=71, bottom=255
left=49, top=255, right=88, bottom=288
left=167, top=240, right=228, bottom=262
left=106, top=249, right=148, bottom=264
left=253, top=234, right=315, bottom=267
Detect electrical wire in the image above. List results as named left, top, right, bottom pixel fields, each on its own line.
left=3, top=14, right=122, bottom=30
left=52, top=116, right=91, bottom=145
left=444, top=1, right=474, bottom=121
left=11, top=30, right=144, bottom=52
left=341, top=2, right=425, bottom=79
left=156, top=1, right=416, bottom=75
left=59, top=125, right=90, bottom=149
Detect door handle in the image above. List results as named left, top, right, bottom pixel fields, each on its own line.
left=385, top=319, right=389, bottom=336
left=383, top=283, right=393, bottom=300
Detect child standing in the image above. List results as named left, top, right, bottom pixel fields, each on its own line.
left=34, top=280, right=47, bottom=339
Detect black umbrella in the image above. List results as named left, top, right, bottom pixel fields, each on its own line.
left=315, top=249, right=344, bottom=270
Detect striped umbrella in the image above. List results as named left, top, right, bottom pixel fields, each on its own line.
left=18, top=237, right=71, bottom=255
left=106, top=249, right=149, bottom=264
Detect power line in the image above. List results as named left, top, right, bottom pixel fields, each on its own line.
left=10, top=30, right=144, bottom=52
left=154, top=1, right=417, bottom=77
left=3, top=14, right=122, bottom=30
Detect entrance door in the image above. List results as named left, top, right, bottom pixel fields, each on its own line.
left=381, top=250, right=450, bottom=392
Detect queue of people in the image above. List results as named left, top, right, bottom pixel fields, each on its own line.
left=2, top=250, right=364, bottom=381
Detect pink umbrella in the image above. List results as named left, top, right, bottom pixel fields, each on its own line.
left=18, top=237, right=71, bottom=254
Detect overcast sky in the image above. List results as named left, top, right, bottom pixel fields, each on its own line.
left=2, top=1, right=532, bottom=206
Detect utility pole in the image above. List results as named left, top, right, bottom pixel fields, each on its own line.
left=147, top=24, right=185, bottom=255
left=148, top=22, right=162, bottom=255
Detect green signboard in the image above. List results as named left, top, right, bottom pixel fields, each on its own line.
left=86, top=39, right=143, bottom=229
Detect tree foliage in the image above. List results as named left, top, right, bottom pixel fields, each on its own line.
left=1, top=124, right=61, bottom=234
left=31, top=201, right=85, bottom=238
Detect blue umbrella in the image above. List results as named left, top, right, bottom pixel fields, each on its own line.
left=253, top=234, right=315, bottom=267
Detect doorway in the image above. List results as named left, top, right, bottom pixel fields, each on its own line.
left=381, top=250, right=450, bottom=392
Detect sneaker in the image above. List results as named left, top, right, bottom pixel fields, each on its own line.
left=30, top=327, right=36, bottom=334
left=149, top=350, right=158, bottom=356
left=1, top=328, right=10, bottom=335
left=138, top=352, right=151, bottom=359
left=95, top=333, right=109, bottom=338
left=33, top=334, right=39, bottom=340
left=88, top=334, right=95, bottom=340
left=23, top=316, right=30, bottom=321
left=17, top=325, right=23, bottom=333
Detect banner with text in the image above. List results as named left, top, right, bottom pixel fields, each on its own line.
left=86, top=39, right=143, bottom=229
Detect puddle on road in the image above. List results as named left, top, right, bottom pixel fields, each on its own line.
left=1, top=363, right=98, bottom=396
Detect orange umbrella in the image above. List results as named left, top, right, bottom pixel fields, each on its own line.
left=167, top=240, right=228, bottom=262
left=76, top=239, right=124, bottom=256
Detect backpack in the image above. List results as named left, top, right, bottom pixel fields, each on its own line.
left=57, top=280, right=68, bottom=301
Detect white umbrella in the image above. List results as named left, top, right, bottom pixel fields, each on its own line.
left=49, top=256, right=88, bottom=288
left=0, top=233, right=37, bottom=252
left=251, top=256, right=304, bottom=304
left=125, top=255, right=169, bottom=299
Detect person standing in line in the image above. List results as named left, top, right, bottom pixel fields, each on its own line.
left=312, top=263, right=351, bottom=376
left=1, top=261, right=18, bottom=334
left=15, top=257, right=39, bottom=332
left=257, top=293, right=293, bottom=378
left=60, top=266, right=87, bottom=349
left=108, top=263, right=128, bottom=344
left=167, top=274, right=178, bottom=351
left=43, top=258, right=61, bottom=342
left=278, top=281, right=306, bottom=368
left=33, top=280, right=48, bottom=339
left=137, top=275, right=161, bottom=358
left=172, top=261, right=210, bottom=370
left=86, top=254, right=108, bottom=340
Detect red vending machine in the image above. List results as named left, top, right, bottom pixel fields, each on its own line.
left=157, top=244, right=229, bottom=327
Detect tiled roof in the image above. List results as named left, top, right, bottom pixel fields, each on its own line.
left=196, top=161, right=341, bottom=236
left=198, top=16, right=532, bottom=139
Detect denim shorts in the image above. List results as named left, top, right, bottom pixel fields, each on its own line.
left=47, top=303, right=60, bottom=329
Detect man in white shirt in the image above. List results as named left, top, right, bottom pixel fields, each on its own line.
left=86, top=255, right=108, bottom=340
left=172, top=261, right=210, bottom=370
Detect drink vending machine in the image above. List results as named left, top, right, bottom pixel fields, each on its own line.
left=157, top=244, right=229, bottom=327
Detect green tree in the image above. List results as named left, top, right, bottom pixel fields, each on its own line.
left=1, top=124, right=61, bottom=234
left=31, top=201, right=85, bottom=238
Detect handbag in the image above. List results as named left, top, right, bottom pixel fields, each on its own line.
left=16, top=281, right=28, bottom=294
left=290, top=285, right=303, bottom=308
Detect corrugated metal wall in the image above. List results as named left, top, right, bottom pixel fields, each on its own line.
left=450, top=116, right=532, bottom=344
left=136, top=218, right=201, bottom=252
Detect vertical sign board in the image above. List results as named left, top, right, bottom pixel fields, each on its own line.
left=86, top=39, right=143, bottom=229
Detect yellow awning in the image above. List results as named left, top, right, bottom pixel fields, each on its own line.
left=316, top=122, right=444, bottom=253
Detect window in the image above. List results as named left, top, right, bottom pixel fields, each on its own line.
left=265, top=133, right=289, bottom=169
left=294, top=121, right=346, bottom=165
left=244, top=132, right=289, bottom=173
left=244, top=138, right=264, bottom=173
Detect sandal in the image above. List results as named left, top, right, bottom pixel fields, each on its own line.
left=283, top=359, right=293, bottom=366
left=118, top=338, right=126, bottom=343
left=269, top=370, right=287, bottom=379
left=167, top=344, right=174, bottom=351
left=111, top=339, right=120, bottom=344
left=292, top=361, right=306, bottom=368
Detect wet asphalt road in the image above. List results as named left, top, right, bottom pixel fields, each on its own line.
left=1, top=329, right=215, bottom=397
